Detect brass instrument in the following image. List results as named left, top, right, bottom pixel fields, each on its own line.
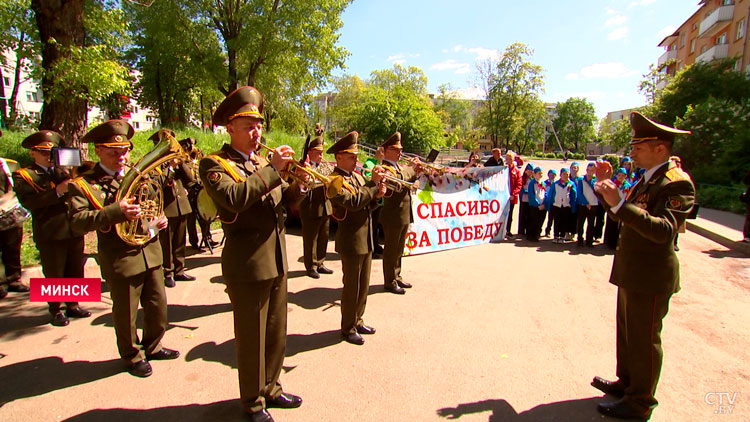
left=380, top=172, right=420, bottom=192
left=256, top=143, right=347, bottom=199
left=115, top=130, right=190, bottom=246
left=401, top=153, right=445, bottom=175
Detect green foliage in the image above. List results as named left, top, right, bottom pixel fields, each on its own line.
left=433, top=83, right=473, bottom=130
left=545, top=152, right=555, bottom=159
left=0, top=0, right=40, bottom=128
left=638, top=60, right=675, bottom=105
left=330, top=65, right=444, bottom=153
left=553, top=97, right=597, bottom=152
left=694, top=184, right=745, bottom=214
left=475, top=42, right=545, bottom=151
left=598, top=117, right=632, bottom=153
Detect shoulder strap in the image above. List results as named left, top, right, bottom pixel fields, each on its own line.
left=210, top=155, right=246, bottom=183
left=73, top=178, right=104, bottom=210
left=17, top=168, right=48, bottom=193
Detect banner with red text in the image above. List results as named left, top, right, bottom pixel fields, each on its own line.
left=404, top=166, right=510, bottom=255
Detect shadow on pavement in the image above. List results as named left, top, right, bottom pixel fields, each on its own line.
left=288, top=285, right=385, bottom=310
left=702, top=248, right=747, bottom=259
left=436, top=396, right=604, bottom=421
left=90, top=303, right=232, bottom=329
left=62, top=399, right=245, bottom=422
left=286, top=329, right=342, bottom=357
left=295, top=251, right=341, bottom=264
left=185, top=339, right=236, bottom=368
left=185, top=255, right=222, bottom=271
left=0, top=356, right=122, bottom=407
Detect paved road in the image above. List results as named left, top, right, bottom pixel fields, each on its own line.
left=1, top=203, right=748, bottom=421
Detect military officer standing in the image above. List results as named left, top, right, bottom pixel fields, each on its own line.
left=379, top=132, right=422, bottom=294
left=68, top=120, right=179, bottom=378
left=198, top=86, right=303, bottom=422
left=148, top=129, right=197, bottom=287
left=299, top=135, right=333, bottom=279
left=327, top=131, right=385, bottom=345
left=13, top=131, right=91, bottom=326
left=591, top=111, right=694, bottom=420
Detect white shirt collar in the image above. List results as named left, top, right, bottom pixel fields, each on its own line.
left=643, top=161, right=670, bottom=183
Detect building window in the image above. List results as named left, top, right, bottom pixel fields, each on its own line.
left=134, top=121, right=140, bottom=129
left=2, top=77, right=9, bottom=86
left=721, top=0, right=733, bottom=5
left=26, top=91, right=39, bottom=102
left=133, top=106, right=138, bottom=113
left=691, top=39, right=696, bottom=53
left=680, top=34, right=686, bottom=47
left=692, top=22, right=698, bottom=31
left=717, top=33, right=727, bottom=44
left=737, top=19, right=745, bottom=40
left=733, top=59, right=741, bottom=71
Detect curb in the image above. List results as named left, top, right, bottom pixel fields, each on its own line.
left=687, top=221, right=750, bottom=256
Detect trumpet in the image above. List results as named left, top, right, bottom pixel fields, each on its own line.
left=374, top=167, right=420, bottom=193
left=401, top=154, right=445, bottom=175
left=256, top=143, right=347, bottom=198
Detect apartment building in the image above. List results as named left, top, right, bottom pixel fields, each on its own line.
left=657, top=0, right=750, bottom=88
left=1, top=49, right=157, bottom=131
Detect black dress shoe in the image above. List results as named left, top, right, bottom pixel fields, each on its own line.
left=65, top=307, right=92, bottom=318
left=306, top=269, right=320, bottom=279
left=174, top=273, right=196, bottom=281
left=355, top=324, right=376, bottom=335
left=7, top=282, right=30, bottom=293
left=342, top=332, right=365, bottom=345
left=146, top=347, right=180, bottom=360
left=397, top=280, right=412, bottom=288
left=596, top=398, right=651, bottom=420
left=384, top=285, right=405, bottom=295
left=591, top=376, right=625, bottom=397
left=164, top=276, right=176, bottom=288
left=247, top=409, right=274, bottom=422
left=316, top=265, right=333, bottom=275
left=266, top=392, right=303, bottom=409
left=129, top=359, right=153, bottom=378
left=51, top=311, right=70, bottom=327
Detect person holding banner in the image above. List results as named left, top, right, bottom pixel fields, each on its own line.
left=379, top=132, right=422, bottom=295
left=505, top=151, right=522, bottom=239
left=13, top=131, right=91, bottom=326
left=327, top=131, right=386, bottom=345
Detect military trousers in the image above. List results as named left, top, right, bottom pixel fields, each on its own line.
left=225, top=275, right=287, bottom=414
left=107, top=267, right=167, bottom=363
left=615, top=287, right=672, bottom=413
left=159, top=215, right=188, bottom=277
left=300, top=214, right=329, bottom=271
left=382, top=222, right=408, bottom=288
left=38, top=236, right=85, bottom=314
left=340, top=252, right=371, bottom=335
left=0, top=225, right=23, bottom=284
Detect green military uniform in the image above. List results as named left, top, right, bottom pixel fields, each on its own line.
left=148, top=130, right=195, bottom=282
left=379, top=132, right=418, bottom=291
left=0, top=157, right=24, bottom=291
left=598, top=112, right=695, bottom=418
left=198, top=86, right=302, bottom=415
left=327, top=132, right=381, bottom=338
left=12, top=131, right=86, bottom=318
left=299, top=136, right=332, bottom=275
left=67, top=120, right=168, bottom=365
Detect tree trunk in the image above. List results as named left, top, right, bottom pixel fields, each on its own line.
left=31, top=0, right=88, bottom=148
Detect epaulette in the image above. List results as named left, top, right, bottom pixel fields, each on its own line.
left=665, top=167, right=691, bottom=182
left=16, top=168, right=50, bottom=192
left=5, top=159, right=17, bottom=164
left=209, top=154, right=245, bottom=183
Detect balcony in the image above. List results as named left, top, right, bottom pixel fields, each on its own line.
left=656, top=78, right=668, bottom=90
left=696, top=43, right=729, bottom=63
left=658, top=49, right=678, bottom=67
left=699, top=5, right=734, bottom=38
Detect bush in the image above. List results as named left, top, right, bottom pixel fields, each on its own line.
left=695, top=184, right=745, bottom=214
left=545, top=152, right=556, bottom=159
left=555, top=152, right=565, bottom=159
left=601, top=154, right=621, bottom=172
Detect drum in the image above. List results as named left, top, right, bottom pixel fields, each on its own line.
left=196, top=188, right=217, bottom=221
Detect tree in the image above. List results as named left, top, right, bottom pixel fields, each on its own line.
left=0, top=0, right=39, bottom=129
left=638, top=60, right=675, bottom=106
left=512, top=98, right=546, bottom=155
left=433, top=83, right=472, bottom=130
left=476, top=43, right=545, bottom=150
left=181, top=0, right=351, bottom=130
left=30, top=0, right=131, bottom=145
left=552, top=97, right=596, bottom=153
left=330, top=65, right=444, bottom=153
left=598, top=117, right=631, bottom=153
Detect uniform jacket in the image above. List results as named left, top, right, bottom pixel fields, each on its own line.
left=545, top=179, right=578, bottom=212
left=329, top=168, right=380, bottom=255
left=162, top=163, right=194, bottom=218
left=527, top=179, right=546, bottom=208
left=379, top=161, right=417, bottom=225
left=198, top=144, right=302, bottom=282
left=13, top=164, right=78, bottom=242
left=0, top=158, right=20, bottom=195
left=576, top=175, right=599, bottom=206
left=603, top=161, right=695, bottom=294
left=67, top=163, right=163, bottom=280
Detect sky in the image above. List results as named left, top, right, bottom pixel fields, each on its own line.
left=333, top=0, right=701, bottom=119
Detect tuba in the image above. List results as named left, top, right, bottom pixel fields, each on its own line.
left=115, top=131, right=191, bottom=246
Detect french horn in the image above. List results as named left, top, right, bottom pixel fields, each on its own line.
left=115, top=130, right=190, bottom=246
